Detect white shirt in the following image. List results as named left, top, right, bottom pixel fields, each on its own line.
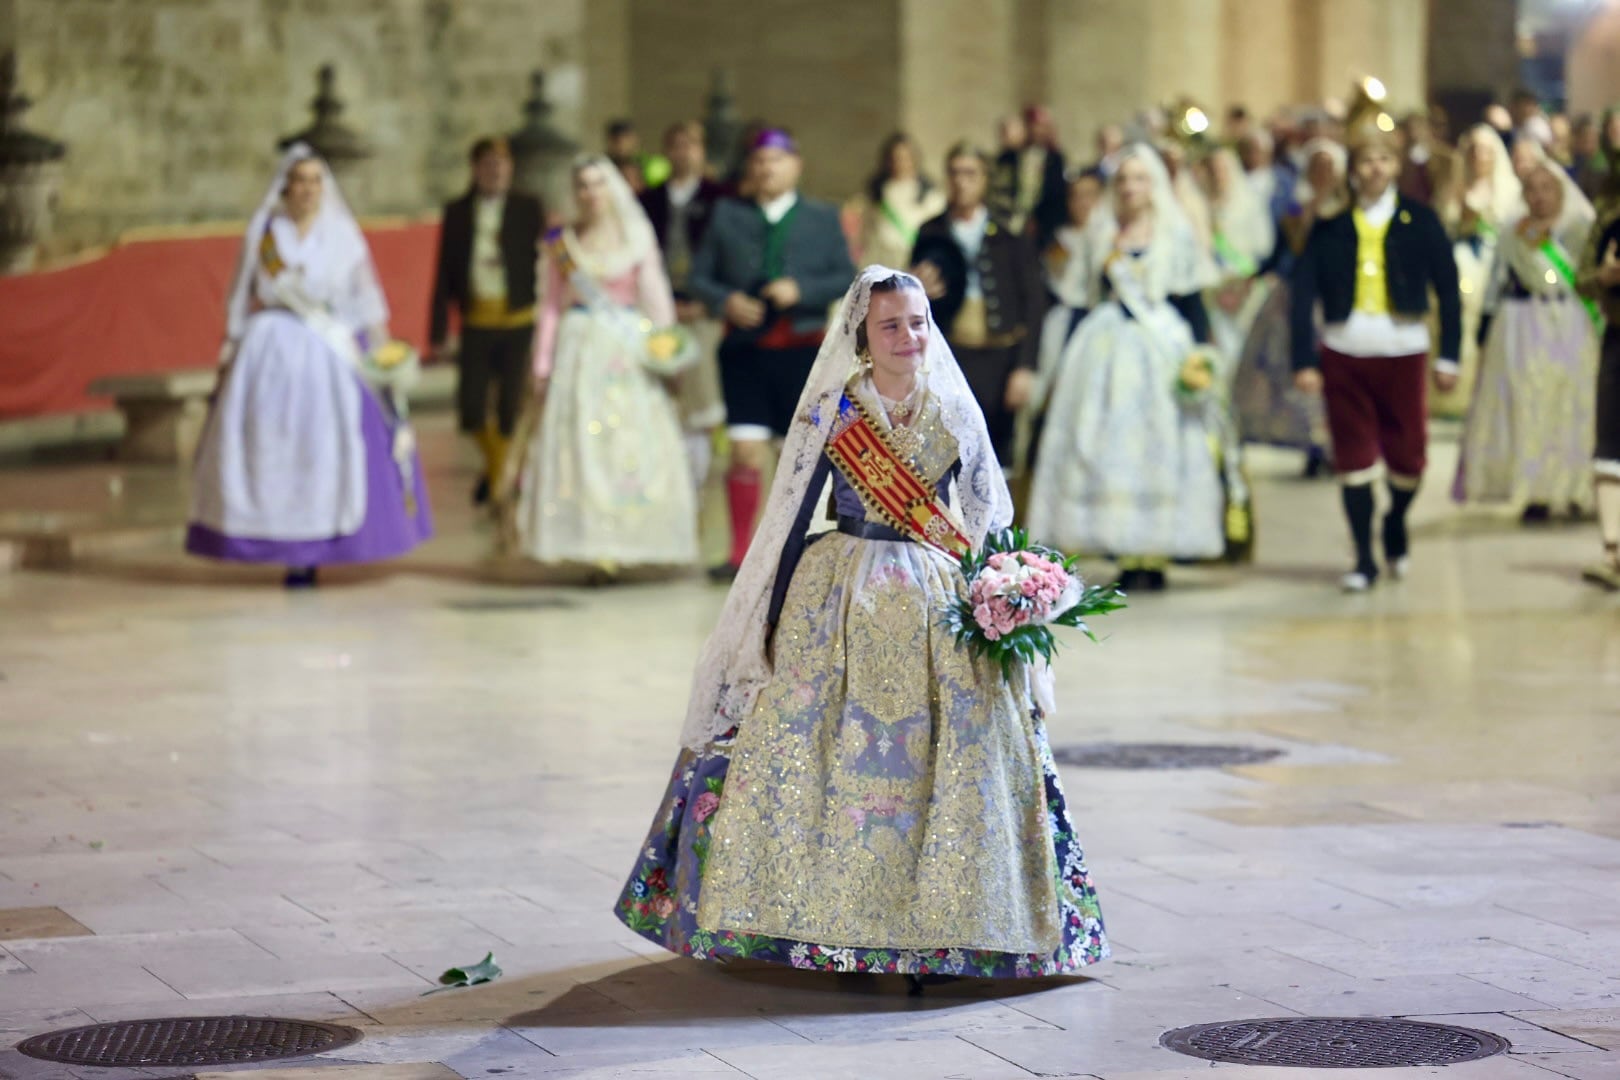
left=1320, top=187, right=1451, bottom=367
left=471, top=195, right=506, bottom=303
left=949, top=206, right=990, bottom=299
left=759, top=191, right=799, bottom=226
left=666, top=175, right=700, bottom=210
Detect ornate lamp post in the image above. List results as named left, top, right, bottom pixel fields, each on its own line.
left=703, top=68, right=742, bottom=182
left=277, top=65, right=372, bottom=204
left=508, top=69, right=579, bottom=220
left=0, top=51, right=67, bottom=275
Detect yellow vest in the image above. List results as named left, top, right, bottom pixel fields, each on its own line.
left=1351, top=207, right=1391, bottom=316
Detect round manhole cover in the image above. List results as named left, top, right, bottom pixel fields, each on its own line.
left=1161, top=1017, right=1509, bottom=1068
left=17, top=1016, right=363, bottom=1068
left=1052, top=742, right=1284, bottom=769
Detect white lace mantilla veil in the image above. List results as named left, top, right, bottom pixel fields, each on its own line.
left=1459, top=124, right=1524, bottom=225
left=222, top=143, right=384, bottom=348
left=559, top=153, right=658, bottom=279
left=1209, top=146, right=1276, bottom=263
left=678, top=265, right=1013, bottom=750
left=1511, top=139, right=1595, bottom=238
left=1084, top=142, right=1216, bottom=303
left=1292, top=137, right=1348, bottom=207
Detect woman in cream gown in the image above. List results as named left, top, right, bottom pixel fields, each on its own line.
left=1436, top=124, right=1523, bottom=418
left=512, top=155, right=697, bottom=569
left=1028, top=144, right=1230, bottom=591
left=1455, top=147, right=1598, bottom=518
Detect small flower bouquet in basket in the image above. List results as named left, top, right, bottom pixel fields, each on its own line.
left=360, top=338, right=422, bottom=394
left=640, top=322, right=700, bottom=378
left=942, top=527, right=1127, bottom=682
left=1175, top=345, right=1221, bottom=406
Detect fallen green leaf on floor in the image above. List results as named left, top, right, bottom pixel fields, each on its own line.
left=423, top=952, right=502, bottom=995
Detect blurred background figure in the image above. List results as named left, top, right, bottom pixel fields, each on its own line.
left=912, top=141, right=1045, bottom=468
left=512, top=156, right=695, bottom=575
left=188, top=146, right=432, bottom=588
left=430, top=136, right=544, bottom=507
left=641, top=121, right=729, bottom=492
left=1454, top=144, right=1598, bottom=523
left=850, top=132, right=945, bottom=273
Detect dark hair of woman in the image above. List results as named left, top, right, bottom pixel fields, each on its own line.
left=855, top=273, right=925, bottom=355
left=867, top=133, right=934, bottom=204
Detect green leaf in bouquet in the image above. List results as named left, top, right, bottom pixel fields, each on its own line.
left=424, top=951, right=503, bottom=995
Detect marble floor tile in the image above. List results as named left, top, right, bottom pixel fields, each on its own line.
left=1513, top=1053, right=1620, bottom=1079
left=195, top=1065, right=460, bottom=1079
left=1510, top=1010, right=1620, bottom=1051
left=709, top=1037, right=1040, bottom=1079
left=143, top=949, right=428, bottom=999
left=1228, top=973, right=1558, bottom=1016
left=1401, top=1012, right=1604, bottom=1055
left=4, top=418, right=1620, bottom=1073
left=0, top=906, right=93, bottom=941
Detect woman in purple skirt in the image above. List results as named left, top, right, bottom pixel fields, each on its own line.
left=187, top=145, right=432, bottom=586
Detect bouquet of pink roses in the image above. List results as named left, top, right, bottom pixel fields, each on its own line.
left=942, top=527, right=1126, bottom=681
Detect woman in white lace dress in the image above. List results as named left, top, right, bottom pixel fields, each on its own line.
left=512, top=155, right=697, bottom=570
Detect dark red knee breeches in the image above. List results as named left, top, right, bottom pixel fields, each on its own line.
left=1319, top=347, right=1429, bottom=483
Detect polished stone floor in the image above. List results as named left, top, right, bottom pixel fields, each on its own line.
left=2, top=414, right=1619, bottom=1079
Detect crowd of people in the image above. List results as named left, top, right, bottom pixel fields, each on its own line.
left=181, top=82, right=1620, bottom=596
left=166, top=78, right=1620, bottom=991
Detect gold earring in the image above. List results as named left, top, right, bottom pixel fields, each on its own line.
left=858, top=348, right=873, bottom=369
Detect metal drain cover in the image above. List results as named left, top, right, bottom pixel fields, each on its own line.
left=1052, top=742, right=1284, bottom=769
left=1161, top=1016, right=1509, bottom=1068
left=17, top=1015, right=363, bottom=1068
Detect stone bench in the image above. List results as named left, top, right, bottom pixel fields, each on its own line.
left=88, top=369, right=216, bottom=464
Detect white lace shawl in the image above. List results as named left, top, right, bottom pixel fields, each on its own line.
left=677, top=265, right=1013, bottom=750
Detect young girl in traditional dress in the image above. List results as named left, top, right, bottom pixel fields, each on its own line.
left=615, top=267, right=1107, bottom=984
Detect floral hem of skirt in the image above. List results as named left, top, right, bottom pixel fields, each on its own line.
left=613, top=732, right=1110, bottom=980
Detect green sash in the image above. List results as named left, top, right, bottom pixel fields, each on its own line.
left=1539, top=236, right=1604, bottom=330
left=878, top=200, right=918, bottom=250
left=1212, top=230, right=1257, bottom=278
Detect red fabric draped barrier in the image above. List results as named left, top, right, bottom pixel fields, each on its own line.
left=0, top=223, right=440, bottom=419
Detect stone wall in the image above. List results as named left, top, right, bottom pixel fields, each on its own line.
left=5, top=0, right=1451, bottom=258
left=627, top=0, right=902, bottom=201
left=8, top=0, right=591, bottom=255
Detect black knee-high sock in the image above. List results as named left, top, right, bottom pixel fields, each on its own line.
left=1342, top=483, right=1376, bottom=574
left=1384, top=484, right=1417, bottom=561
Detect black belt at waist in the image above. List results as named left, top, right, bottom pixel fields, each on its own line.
left=836, top=515, right=912, bottom=543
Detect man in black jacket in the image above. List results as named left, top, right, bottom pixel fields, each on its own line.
left=687, top=128, right=855, bottom=579
left=1291, top=90, right=1461, bottom=592
left=913, top=142, right=1045, bottom=466
left=429, top=137, right=544, bottom=505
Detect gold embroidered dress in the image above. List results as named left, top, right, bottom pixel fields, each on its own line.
left=614, top=371, right=1108, bottom=977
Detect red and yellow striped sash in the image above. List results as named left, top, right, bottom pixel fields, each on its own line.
left=825, top=393, right=971, bottom=559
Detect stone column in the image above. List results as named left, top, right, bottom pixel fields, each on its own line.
left=1568, top=4, right=1620, bottom=117
left=627, top=0, right=901, bottom=199
left=1427, top=0, right=1516, bottom=127
left=899, top=0, right=1016, bottom=169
